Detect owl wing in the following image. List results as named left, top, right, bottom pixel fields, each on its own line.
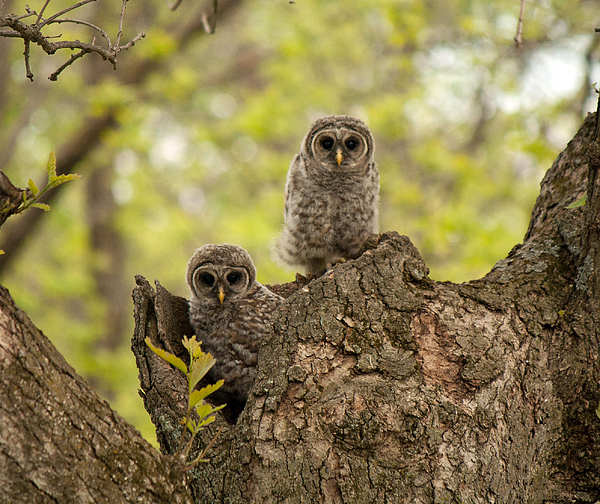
left=227, top=286, right=283, bottom=365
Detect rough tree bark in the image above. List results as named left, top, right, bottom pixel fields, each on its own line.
left=1, top=113, right=599, bottom=503
left=0, top=279, right=193, bottom=503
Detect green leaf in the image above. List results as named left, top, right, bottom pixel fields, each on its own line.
left=182, top=335, right=204, bottom=359
left=567, top=194, right=587, bottom=208
left=188, top=352, right=217, bottom=392
left=145, top=337, right=188, bottom=374
left=47, top=150, right=57, bottom=180
left=597, top=403, right=600, bottom=420
left=189, top=380, right=224, bottom=409
left=186, top=418, right=197, bottom=433
left=195, top=402, right=223, bottom=420
left=49, top=173, right=81, bottom=188
left=194, top=403, right=225, bottom=429
left=195, top=414, right=217, bottom=430
left=31, top=203, right=51, bottom=211
left=27, top=178, right=39, bottom=197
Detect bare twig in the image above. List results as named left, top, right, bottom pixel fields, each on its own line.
left=117, top=30, right=144, bottom=50
left=211, top=0, right=218, bottom=32
left=48, top=17, right=111, bottom=45
left=23, top=39, right=33, bottom=80
left=36, top=0, right=52, bottom=24
left=168, top=0, right=183, bottom=10
left=201, top=0, right=218, bottom=34
left=200, top=12, right=211, bottom=34
left=38, top=0, right=97, bottom=28
left=514, top=0, right=526, bottom=48
left=115, top=0, right=127, bottom=48
left=185, top=426, right=223, bottom=470
left=49, top=48, right=89, bottom=81
left=0, top=1, right=146, bottom=80
left=15, top=10, right=37, bottom=20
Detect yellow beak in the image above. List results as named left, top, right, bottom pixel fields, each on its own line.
left=217, top=287, right=226, bottom=305
left=335, top=148, right=343, bottom=165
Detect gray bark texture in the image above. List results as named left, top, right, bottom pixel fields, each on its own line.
left=0, top=112, right=599, bottom=503
left=0, top=283, right=194, bottom=503
left=131, top=113, right=600, bottom=503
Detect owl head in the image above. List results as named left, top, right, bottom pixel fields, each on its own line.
left=301, top=115, right=375, bottom=173
left=186, top=244, right=257, bottom=306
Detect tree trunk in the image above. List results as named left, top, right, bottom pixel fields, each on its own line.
left=0, top=280, right=194, bottom=503
left=132, top=112, right=600, bottom=503
left=1, top=113, right=599, bottom=503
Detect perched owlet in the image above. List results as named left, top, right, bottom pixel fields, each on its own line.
left=186, top=244, right=283, bottom=420
left=273, top=115, right=379, bottom=278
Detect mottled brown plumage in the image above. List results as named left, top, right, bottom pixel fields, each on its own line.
left=273, top=115, right=379, bottom=277
left=186, top=244, right=283, bottom=420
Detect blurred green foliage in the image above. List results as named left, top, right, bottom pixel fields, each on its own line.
left=1, top=0, right=599, bottom=442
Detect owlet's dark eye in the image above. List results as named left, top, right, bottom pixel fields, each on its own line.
left=345, top=138, right=358, bottom=150
left=320, top=137, right=334, bottom=150
left=227, top=272, right=242, bottom=285
left=199, top=272, right=215, bottom=287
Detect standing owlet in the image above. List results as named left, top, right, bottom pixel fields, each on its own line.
left=186, top=244, right=283, bottom=420
left=273, top=115, right=379, bottom=278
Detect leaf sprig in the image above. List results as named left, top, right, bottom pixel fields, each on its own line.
left=14, top=151, right=80, bottom=214
left=145, top=335, right=224, bottom=468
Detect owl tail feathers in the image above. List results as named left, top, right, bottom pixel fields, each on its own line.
left=269, top=233, right=299, bottom=274
left=270, top=232, right=332, bottom=278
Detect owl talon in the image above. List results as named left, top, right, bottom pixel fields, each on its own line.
left=330, top=257, right=347, bottom=267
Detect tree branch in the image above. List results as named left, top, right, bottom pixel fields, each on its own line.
left=514, top=0, right=526, bottom=48
left=201, top=0, right=218, bottom=34
left=35, top=0, right=51, bottom=24
left=48, top=17, right=112, bottom=46
left=22, top=38, right=33, bottom=80
left=0, top=171, right=25, bottom=228
left=0, top=280, right=195, bottom=502
left=37, top=0, right=98, bottom=28
left=0, top=0, right=146, bottom=80
left=48, top=47, right=90, bottom=81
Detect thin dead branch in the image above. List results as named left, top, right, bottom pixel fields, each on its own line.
left=514, top=0, right=526, bottom=48
left=200, top=0, right=218, bottom=34
left=49, top=18, right=112, bottom=46
left=23, top=39, right=33, bottom=80
left=37, top=0, right=98, bottom=28
left=48, top=48, right=89, bottom=81
left=0, top=0, right=145, bottom=80
left=36, top=0, right=52, bottom=24
left=115, top=0, right=127, bottom=48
